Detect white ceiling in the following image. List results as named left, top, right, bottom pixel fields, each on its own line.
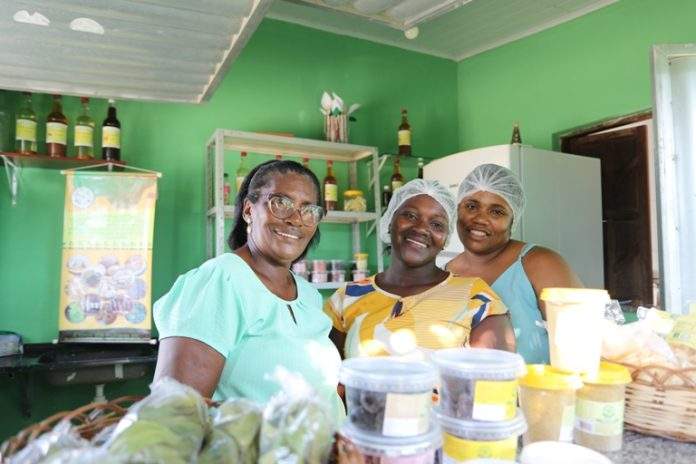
left=0, top=0, right=273, bottom=103
left=269, top=0, right=618, bottom=61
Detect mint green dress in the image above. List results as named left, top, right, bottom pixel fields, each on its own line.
left=154, top=253, right=345, bottom=422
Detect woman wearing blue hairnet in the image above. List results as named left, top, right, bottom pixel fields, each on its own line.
left=447, top=164, right=583, bottom=364
left=325, top=179, right=515, bottom=360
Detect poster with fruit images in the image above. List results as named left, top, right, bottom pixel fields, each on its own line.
left=58, top=171, right=158, bottom=341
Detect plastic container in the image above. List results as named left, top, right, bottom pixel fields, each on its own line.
left=438, top=409, right=527, bottom=463
left=541, top=288, right=609, bottom=375
left=339, top=421, right=442, bottom=464
left=519, top=441, right=612, bottom=464
left=330, top=259, right=345, bottom=271
left=354, top=253, right=369, bottom=271
left=343, top=189, right=367, bottom=212
left=311, top=259, right=328, bottom=273
left=574, top=362, right=631, bottom=452
left=291, top=260, right=308, bottom=273
left=311, top=272, right=328, bottom=284
left=352, top=270, right=368, bottom=281
left=431, top=348, right=526, bottom=422
left=340, top=357, right=437, bottom=437
left=330, top=270, right=345, bottom=283
left=519, top=365, right=582, bottom=445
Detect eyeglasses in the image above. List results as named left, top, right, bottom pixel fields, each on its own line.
left=267, top=194, right=324, bottom=226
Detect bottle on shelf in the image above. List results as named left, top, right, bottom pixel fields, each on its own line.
left=236, top=151, right=250, bottom=192
left=46, top=95, right=68, bottom=158
left=15, top=92, right=37, bottom=155
left=511, top=122, right=522, bottom=144
left=275, top=154, right=283, bottom=160
left=74, top=97, right=94, bottom=159
left=390, top=157, right=404, bottom=192
left=382, top=184, right=392, bottom=210
left=302, top=157, right=310, bottom=169
left=398, top=108, right=411, bottom=156
left=223, top=173, right=231, bottom=206
left=417, top=157, right=424, bottom=179
left=323, top=160, right=338, bottom=211
left=101, top=99, right=121, bottom=161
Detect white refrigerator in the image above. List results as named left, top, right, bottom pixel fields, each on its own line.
left=424, top=144, right=604, bottom=288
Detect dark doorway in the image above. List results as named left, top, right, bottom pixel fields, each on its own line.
left=562, top=124, right=653, bottom=306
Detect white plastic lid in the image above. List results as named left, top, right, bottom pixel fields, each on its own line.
left=340, top=356, right=437, bottom=393
left=519, top=441, right=612, bottom=464
left=340, top=420, right=442, bottom=457
left=437, top=409, right=527, bottom=441
left=432, top=348, right=526, bottom=380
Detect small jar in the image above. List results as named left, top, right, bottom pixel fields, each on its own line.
left=354, top=253, right=368, bottom=271
left=343, top=189, right=367, bottom=212
left=311, top=259, right=328, bottom=273
left=291, top=260, right=308, bottom=274
left=330, top=259, right=345, bottom=271
left=311, top=272, right=328, bottom=284
left=330, top=270, right=345, bottom=283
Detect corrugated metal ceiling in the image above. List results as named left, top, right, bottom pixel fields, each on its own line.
left=0, top=0, right=273, bottom=103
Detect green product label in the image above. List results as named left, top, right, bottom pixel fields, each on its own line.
left=575, top=399, right=624, bottom=436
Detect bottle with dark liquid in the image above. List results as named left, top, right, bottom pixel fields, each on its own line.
left=382, top=184, right=392, bottom=211
left=302, top=157, right=310, bottom=170
left=102, top=99, right=121, bottom=161
left=417, top=157, right=424, bottom=179
left=510, top=122, right=522, bottom=144
left=398, top=109, right=411, bottom=156
left=15, top=92, right=37, bottom=154
left=390, top=157, right=404, bottom=192
left=46, top=95, right=68, bottom=158
left=74, top=97, right=94, bottom=159
left=236, top=151, right=250, bottom=192
left=323, top=160, right=337, bottom=211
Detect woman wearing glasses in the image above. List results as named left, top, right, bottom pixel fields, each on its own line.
left=153, top=159, right=344, bottom=421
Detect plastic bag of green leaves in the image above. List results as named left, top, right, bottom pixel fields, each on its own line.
left=106, top=377, right=210, bottom=463
left=258, top=367, right=336, bottom=464
left=198, top=398, right=262, bottom=464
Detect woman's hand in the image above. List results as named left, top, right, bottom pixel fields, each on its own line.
left=336, top=436, right=365, bottom=464
left=153, top=336, right=225, bottom=398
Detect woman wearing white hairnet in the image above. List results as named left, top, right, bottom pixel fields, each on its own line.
left=325, top=179, right=515, bottom=359
left=447, top=164, right=582, bottom=364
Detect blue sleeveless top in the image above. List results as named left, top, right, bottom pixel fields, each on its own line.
left=491, top=243, right=549, bottom=364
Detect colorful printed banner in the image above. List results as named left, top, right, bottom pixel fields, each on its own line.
left=58, top=171, right=158, bottom=342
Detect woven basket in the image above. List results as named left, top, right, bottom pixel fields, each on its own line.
left=623, top=363, right=696, bottom=442
left=0, top=395, right=142, bottom=462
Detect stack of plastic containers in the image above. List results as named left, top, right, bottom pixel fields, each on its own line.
left=431, top=348, right=528, bottom=463
left=339, top=357, right=442, bottom=463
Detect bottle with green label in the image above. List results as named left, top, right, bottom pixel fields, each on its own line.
left=102, top=99, right=121, bottom=161
left=74, top=97, right=94, bottom=159
left=46, top=94, right=68, bottom=158
left=236, top=151, right=250, bottom=192
left=15, top=92, right=37, bottom=154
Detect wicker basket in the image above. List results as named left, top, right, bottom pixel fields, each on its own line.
left=0, top=396, right=142, bottom=462
left=623, top=364, right=696, bottom=442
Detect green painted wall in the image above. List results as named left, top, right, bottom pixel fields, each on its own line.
left=457, top=0, right=696, bottom=151
left=0, top=19, right=458, bottom=441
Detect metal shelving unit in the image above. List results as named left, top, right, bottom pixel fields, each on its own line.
left=205, top=129, right=384, bottom=285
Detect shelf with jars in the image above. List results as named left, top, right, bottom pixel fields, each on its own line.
left=205, top=129, right=384, bottom=289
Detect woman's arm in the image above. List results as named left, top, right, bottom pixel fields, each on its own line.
left=154, top=336, right=225, bottom=398
left=469, top=313, right=516, bottom=352
left=523, top=246, right=584, bottom=320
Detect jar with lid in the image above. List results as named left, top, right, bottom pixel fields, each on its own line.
left=343, top=189, right=367, bottom=212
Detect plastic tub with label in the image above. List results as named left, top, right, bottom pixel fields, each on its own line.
left=340, top=356, right=437, bottom=437
left=438, top=409, right=527, bottom=463
left=339, top=421, right=442, bottom=464
left=431, top=348, right=526, bottom=422
left=519, top=365, right=582, bottom=445
left=574, top=361, right=631, bottom=452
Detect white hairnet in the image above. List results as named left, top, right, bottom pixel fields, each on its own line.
left=457, top=163, right=526, bottom=232
left=380, top=179, right=457, bottom=245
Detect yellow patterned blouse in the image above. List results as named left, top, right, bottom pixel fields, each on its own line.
left=324, top=273, right=508, bottom=359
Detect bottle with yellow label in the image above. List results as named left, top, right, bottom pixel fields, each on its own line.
left=398, top=108, right=411, bottom=156
left=46, top=95, right=68, bottom=158
left=390, top=157, right=404, bottom=192
left=74, top=97, right=94, bottom=159
left=102, top=99, right=121, bottom=161
left=15, top=92, right=37, bottom=155
left=323, top=160, right=337, bottom=211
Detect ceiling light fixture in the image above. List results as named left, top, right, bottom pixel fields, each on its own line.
left=404, top=26, right=419, bottom=40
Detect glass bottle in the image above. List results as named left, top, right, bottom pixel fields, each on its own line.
left=511, top=122, right=522, bottom=144
left=223, top=173, right=231, bottom=206
left=236, top=151, right=250, bottom=192
left=390, top=157, right=404, bottom=192
left=102, top=99, right=121, bottom=161
left=302, top=157, right=310, bottom=170
left=417, top=157, right=424, bottom=179
left=74, top=97, right=94, bottom=159
left=398, top=108, right=411, bottom=156
left=382, top=184, right=392, bottom=210
left=15, top=92, right=37, bottom=154
left=323, top=160, right=338, bottom=211
left=46, top=95, right=68, bottom=158
left=0, top=90, right=10, bottom=152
